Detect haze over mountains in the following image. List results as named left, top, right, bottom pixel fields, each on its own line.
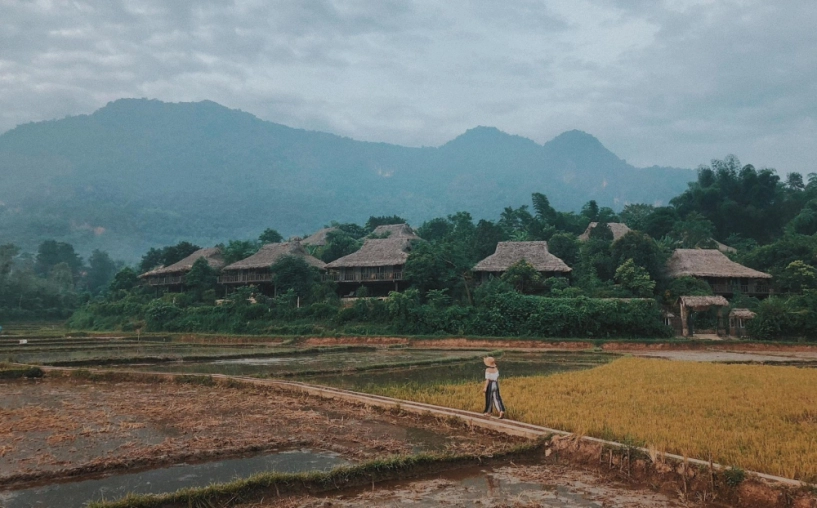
left=0, top=99, right=693, bottom=262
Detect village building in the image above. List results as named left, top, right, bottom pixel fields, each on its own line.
left=140, top=247, right=225, bottom=288
left=218, top=241, right=326, bottom=291
left=729, top=308, right=756, bottom=338
left=324, top=235, right=419, bottom=294
left=369, top=223, right=420, bottom=239
left=300, top=227, right=339, bottom=247
left=578, top=222, right=632, bottom=242
left=665, top=249, right=772, bottom=297
left=676, top=295, right=730, bottom=337
left=472, top=241, right=572, bottom=284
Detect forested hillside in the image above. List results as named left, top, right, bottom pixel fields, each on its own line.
left=0, top=99, right=692, bottom=261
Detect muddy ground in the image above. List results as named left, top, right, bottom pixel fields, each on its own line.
left=0, top=376, right=519, bottom=488
left=242, top=463, right=689, bottom=507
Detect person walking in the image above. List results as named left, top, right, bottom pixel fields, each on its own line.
left=482, top=356, right=505, bottom=419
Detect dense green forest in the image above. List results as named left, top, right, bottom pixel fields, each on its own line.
left=5, top=156, right=816, bottom=340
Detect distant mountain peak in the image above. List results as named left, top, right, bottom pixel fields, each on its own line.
left=441, top=125, right=539, bottom=150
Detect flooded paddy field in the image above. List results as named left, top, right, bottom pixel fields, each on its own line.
left=297, top=350, right=613, bottom=391
left=254, top=463, right=686, bottom=508
left=0, top=374, right=521, bottom=507
left=111, top=347, right=498, bottom=377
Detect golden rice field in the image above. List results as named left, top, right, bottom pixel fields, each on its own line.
left=378, top=357, right=817, bottom=482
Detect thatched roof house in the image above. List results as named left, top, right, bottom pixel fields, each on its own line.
left=578, top=222, right=632, bottom=242
left=219, top=242, right=325, bottom=286
left=301, top=227, right=339, bottom=247
left=324, top=236, right=419, bottom=292
left=667, top=249, right=771, bottom=297
left=472, top=242, right=571, bottom=282
left=141, top=247, right=225, bottom=286
left=371, top=223, right=420, bottom=239
left=666, top=249, right=770, bottom=279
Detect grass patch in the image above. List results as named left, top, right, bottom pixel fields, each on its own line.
left=373, top=357, right=817, bottom=482
left=88, top=444, right=540, bottom=508
left=0, top=363, right=44, bottom=379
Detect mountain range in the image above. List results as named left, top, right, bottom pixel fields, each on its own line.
left=0, top=99, right=694, bottom=262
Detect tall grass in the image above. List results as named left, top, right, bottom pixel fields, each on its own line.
left=378, top=357, right=817, bottom=482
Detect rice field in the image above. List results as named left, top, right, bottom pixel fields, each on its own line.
left=373, top=357, right=817, bottom=482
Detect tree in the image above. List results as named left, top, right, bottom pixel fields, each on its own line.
left=610, top=231, right=667, bottom=281
left=670, top=212, right=716, bottom=248
left=269, top=256, right=320, bottom=299
left=0, top=244, right=19, bottom=277
left=139, top=241, right=200, bottom=273
left=259, top=228, right=283, bottom=244
left=404, top=241, right=459, bottom=295
left=614, top=259, right=655, bottom=297
left=777, top=260, right=817, bottom=294
left=548, top=233, right=580, bottom=267
left=109, top=267, right=139, bottom=293
left=787, top=199, right=817, bottom=236
left=643, top=207, right=679, bottom=240
left=35, top=240, right=82, bottom=278
left=184, top=258, right=218, bottom=299
left=581, top=200, right=600, bottom=222
left=317, top=230, right=360, bottom=263
left=222, top=240, right=259, bottom=264
left=619, top=204, right=654, bottom=231
left=85, top=249, right=118, bottom=295
left=474, top=219, right=507, bottom=261
left=501, top=260, right=544, bottom=294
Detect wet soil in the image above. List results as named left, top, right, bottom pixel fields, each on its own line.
left=244, top=463, right=689, bottom=507
left=0, top=376, right=521, bottom=489
left=632, top=350, right=817, bottom=363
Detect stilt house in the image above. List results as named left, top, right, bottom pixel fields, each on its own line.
left=666, top=249, right=772, bottom=297
left=578, top=222, right=632, bottom=242
left=472, top=241, right=571, bottom=284
left=301, top=227, right=339, bottom=247
left=324, top=231, right=420, bottom=293
left=140, top=247, right=225, bottom=287
left=218, top=242, right=326, bottom=287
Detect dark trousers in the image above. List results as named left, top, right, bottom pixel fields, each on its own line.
left=483, top=380, right=505, bottom=413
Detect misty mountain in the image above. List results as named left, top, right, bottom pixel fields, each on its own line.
left=0, top=99, right=693, bottom=261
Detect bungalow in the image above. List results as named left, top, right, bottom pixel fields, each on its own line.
left=472, top=241, right=571, bottom=284
left=578, top=222, right=632, bottom=242
left=140, top=247, right=225, bottom=288
left=324, top=236, right=418, bottom=294
left=666, top=249, right=772, bottom=297
left=370, top=223, right=420, bottom=239
left=300, top=227, right=339, bottom=247
left=218, top=241, right=326, bottom=289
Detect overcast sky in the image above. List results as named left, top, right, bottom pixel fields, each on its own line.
left=1, top=0, right=815, bottom=172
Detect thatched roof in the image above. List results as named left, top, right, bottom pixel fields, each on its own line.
left=578, top=222, right=632, bottom=242
left=222, top=242, right=326, bottom=271
left=371, top=223, right=420, bottom=239
left=140, top=247, right=225, bottom=277
left=472, top=242, right=572, bottom=273
left=730, top=308, right=757, bottom=319
left=714, top=240, right=737, bottom=254
left=301, top=227, right=339, bottom=247
left=679, top=295, right=729, bottom=309
left=666, top=249, right=771, bottom=279
left=325, top=237, right=416, bottom=268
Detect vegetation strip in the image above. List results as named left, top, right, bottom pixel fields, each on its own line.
left=86, top=445, right=540, bottom=508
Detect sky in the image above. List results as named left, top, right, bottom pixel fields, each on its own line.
left=1, top=0, right=816, bottom=173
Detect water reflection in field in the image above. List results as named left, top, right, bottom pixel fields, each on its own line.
left=297, top=351, right=615, bottom=391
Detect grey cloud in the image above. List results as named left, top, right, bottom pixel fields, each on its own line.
left=0, top=0, right=815, bottom=173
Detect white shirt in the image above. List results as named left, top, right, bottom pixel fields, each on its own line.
left=485, top=370, right=499, bottom=381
